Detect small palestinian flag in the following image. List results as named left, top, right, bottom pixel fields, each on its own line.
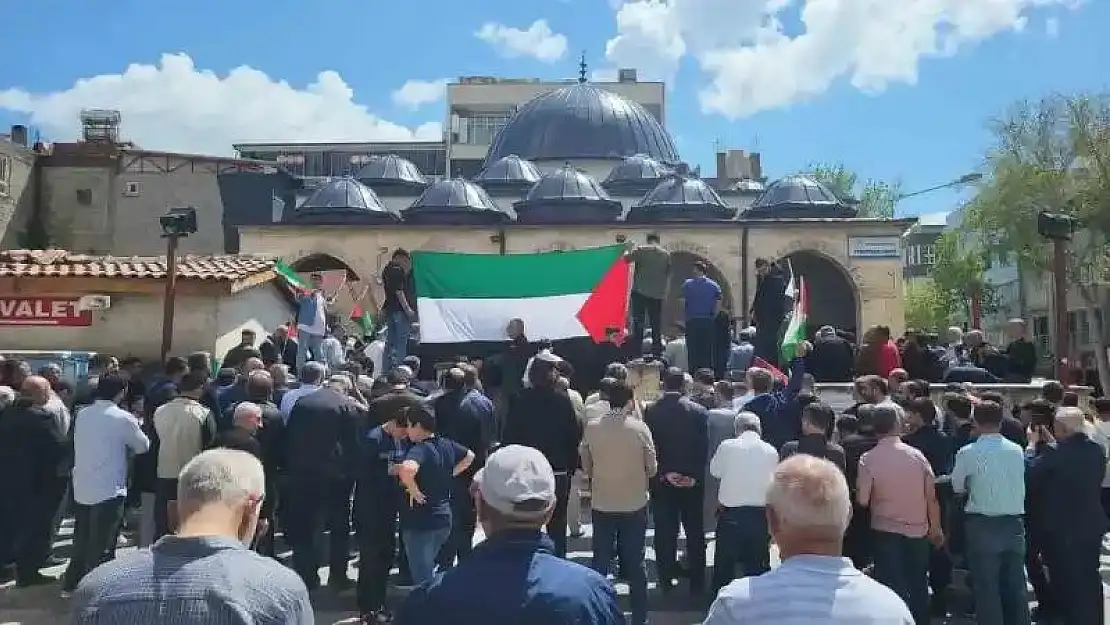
left=412, top=245, right=631, bottom=344
left=273, top=259, right=310, bottom=294
left=351, top=305, right=374, bottom=337
left=781, top=275, right=808, bottom=364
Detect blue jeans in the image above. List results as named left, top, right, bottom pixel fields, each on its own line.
left=711, top=506, right=770, bottom=595
left=964, top=514, right=1031, bottom=625
left=295, top=331, right=324, bottom=372
left=591, top=507, right=648, bottom=625
left=402, top=526, right=450, bottom=586
left=385, top=310, right=412, bottom=371
left=871, top=530, right=931, bottom=625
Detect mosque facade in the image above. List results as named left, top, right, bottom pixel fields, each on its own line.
left=240, top=81, right=913, bottom=337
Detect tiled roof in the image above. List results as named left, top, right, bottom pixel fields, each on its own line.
left=0, top=249, right=275, bottom=281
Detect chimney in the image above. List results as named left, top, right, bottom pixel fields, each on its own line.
left=749, top=152, right=763, bottom=180
left=715, top=152, right=729, bottom=185
left=10, top=124, right=28, bottom=147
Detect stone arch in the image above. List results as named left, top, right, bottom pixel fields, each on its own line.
left=778, top=249, right=859, bottom=337
left=662, top=251, right=736, bottom=333
left=289, top=252, right=361, bottom=281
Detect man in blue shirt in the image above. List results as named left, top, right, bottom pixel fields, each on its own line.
left=395, top=445, right=624, bottom=625
left=681, top=261, right=721, bottom=373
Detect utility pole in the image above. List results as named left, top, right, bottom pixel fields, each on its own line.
left=158, top=207, right=198, bottom=362
left=1038, top=211, right=1077, bottom=383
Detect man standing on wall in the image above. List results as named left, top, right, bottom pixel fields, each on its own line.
left=382, top=249, right=417, bottom=371
left=626, top=233, right=671, bottom=357
left=295, top=273, right=329, bottom=371
left=682, top=261, right=722, bottom=374
left=750, top=258, right=788, bottom=365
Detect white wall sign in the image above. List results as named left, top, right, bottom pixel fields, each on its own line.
left=848, top=236, right=901, bottom=259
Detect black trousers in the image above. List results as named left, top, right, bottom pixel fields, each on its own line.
left=844, top=505, right=872, bottom=569
left=630, top=292, right=663, bottom=356
left=1044, top=533, right=1105, bottom=625
left=685, top=317, right=715, bottom=374
left=711, top=506, right=769, bottom=596
left=12, top=477, right=67, bottom=579
left=63, top=495, right=126, bottom=591
left=1025, top=522, right=1053, bottom=615
left=286, top=477, right=353, bottom=588
left=753, top=316, right=783, bottom=365
left=437, top=475, right=477, bottom=568
left=356, top=512, right=397, bottom=614
left=545, top=473, right=572, bottom=558
left=154, top=478, right=177, bottom=541
left=650, top=481, right=706, bottom=590
left=929, top=484, right=953, bottom=601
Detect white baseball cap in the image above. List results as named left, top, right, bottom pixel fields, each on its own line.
left=474, top=445, right=556, bottom=520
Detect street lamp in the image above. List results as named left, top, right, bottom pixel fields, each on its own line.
left=159, top=207, right=198, bottom=361
left=1038, top=211, right=1078, bottom=383
left=896, top=172, right=983, bottom=201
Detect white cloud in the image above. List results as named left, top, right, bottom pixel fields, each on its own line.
left=603, top=0, right=1085, bottom=119
left=0, top=53, right=442, bottom=156
left=391, top=78, right=448, bottom=109
left=475, top=19, right=569, bottom=63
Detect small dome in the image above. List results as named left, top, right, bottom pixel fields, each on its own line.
left=484, top=83, right=679, bottom=168
left=603, top=154, right=671, bottom=187
left=628, top=174, right=736, bottom=222
left=744, top=175, right=856, bottom=218
left=405, top=178, right=515, bottom=224
left=354, top=154, right=428, bottom=189
left=514, top=164, right=622, bottom=224
left=474, top=154, right=542, bottom=187
left=288, top=177, right=400, bottom=223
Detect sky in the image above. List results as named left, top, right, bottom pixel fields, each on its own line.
left=0, top=0, right=1106, bottom=217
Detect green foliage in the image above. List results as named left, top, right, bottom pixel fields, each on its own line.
left=903, top=280, right=950, bottom=331
left=928, top=230, right=999, bottom=320
left=963, top=93, right=1110, bottom=302
left=806, top=162, right=901, bottom=219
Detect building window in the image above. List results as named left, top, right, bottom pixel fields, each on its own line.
left=0, top=155, right=10, bottom=196
left=123, top=181, right=141, bottom=197
left=75, top=188, right=92, bottom=205
left=921, top=244, right=936, bottom=266
left=1067, top=309, right=1090, bottom=350
left=1033, top=315, right=1050, bottom=353
left=461, top=114, right=511, bottom=145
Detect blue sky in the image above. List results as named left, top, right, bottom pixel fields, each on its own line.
left=1, top=0, right=1105, bottom=217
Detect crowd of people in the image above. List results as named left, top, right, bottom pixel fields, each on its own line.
left=0, top=240, right=1107, bottom=625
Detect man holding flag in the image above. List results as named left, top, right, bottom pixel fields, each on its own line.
left=750, top=258, right=788, bottom=366
left=294, top=273, right=329, bottom=370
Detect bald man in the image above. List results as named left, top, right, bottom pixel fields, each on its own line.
left=0, top=376, right=69, bottom=586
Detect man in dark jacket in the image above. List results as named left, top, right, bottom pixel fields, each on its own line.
left=215, top=357, right=265, bottom=427
left=259, top=325, right=299, bottom=367
left=222, top=329, right=264, bottom=371
left=806, top=325, right=855, bottom=382
left=743, top=342, right=809, bottom=450
left=434, top=368, right=495, bottom=568
left=1028, top=407, right=1109, bottom=625
left=750, top=258, right=787, bottom=364
left=284, top=375, right=363, bottom=589
left=643, top=367, right=710, bottom=595
left=0, top=376, right=69, bottom=586
left=841, top=404, right=880, bottom=569
left=501, top=352, right=582, bottom=558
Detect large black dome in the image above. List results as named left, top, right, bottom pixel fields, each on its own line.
left=473, top=154, right=542, bottom=189
left=354, top=154, right=428, bottom=190
left=628, top=174, right=735, bottom=222
left=406, top=178, right=514, bottom=224
left=483, top=84, right=679, bottom=168
left=287, top=177, right=400, bottom=224
left=514, top=163, right=622, bottom=224
left=744, top=175, right=857, bottom=218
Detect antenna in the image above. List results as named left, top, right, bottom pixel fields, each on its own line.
left=578, top=51, right=588, bottom=84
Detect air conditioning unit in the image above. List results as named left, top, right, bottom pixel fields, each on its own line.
left=77, top=295, right=111, bottom=311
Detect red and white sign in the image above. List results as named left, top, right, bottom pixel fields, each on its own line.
left=0, top=298, right=93, bottom=327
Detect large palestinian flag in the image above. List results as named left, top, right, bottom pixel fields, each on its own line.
left=413, top=246, right=631, bottom=344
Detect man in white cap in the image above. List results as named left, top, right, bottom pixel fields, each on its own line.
left=394, top=445, right=624, bottom=625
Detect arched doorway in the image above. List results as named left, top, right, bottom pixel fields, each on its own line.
left=661, top=252, right=735, bottom=335
left=779, top=250, right=858, bottom=337
left=289, top=253, right=364, bottom=331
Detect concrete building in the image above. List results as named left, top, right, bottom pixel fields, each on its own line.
left=0, top=125, right=40, bottom=249
left=0, top=249, right=291, bottom=361
left=901, top=211, right=947, bottom=284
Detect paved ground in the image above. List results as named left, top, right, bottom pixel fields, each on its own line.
left=3, top=512, right=1109, bottom=624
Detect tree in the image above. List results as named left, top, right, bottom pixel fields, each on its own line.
left=806, top=162, right=902, bottom=218
left=928, top=230, right=999, bottom=322
left=904, top=280, right=950, bottom=331
left=964, top=92, right=1110, bottom=389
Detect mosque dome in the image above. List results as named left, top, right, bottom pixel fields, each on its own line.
left=627, top=174, right=736, bottom=222
left=473, top=154, right=542, bottom=189
left=603, top=154, right=672, bottom=190
left=514, top=163, right=622, bottom=223
left=743, top=175, right=858, bottom=218
left=405, top=178, right=514, bottom=224
left=287, top=177, right=400, bottom=224
left=483, top=83, right=679, bottom=168
left=354, top=154, right=428, bottom=190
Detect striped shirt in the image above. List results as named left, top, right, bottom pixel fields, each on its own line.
left=69, top=535, right=313, bottom=624
left=704, top=554, right=914, bottom=624
left=950, top=432, right=1025, bottom=516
